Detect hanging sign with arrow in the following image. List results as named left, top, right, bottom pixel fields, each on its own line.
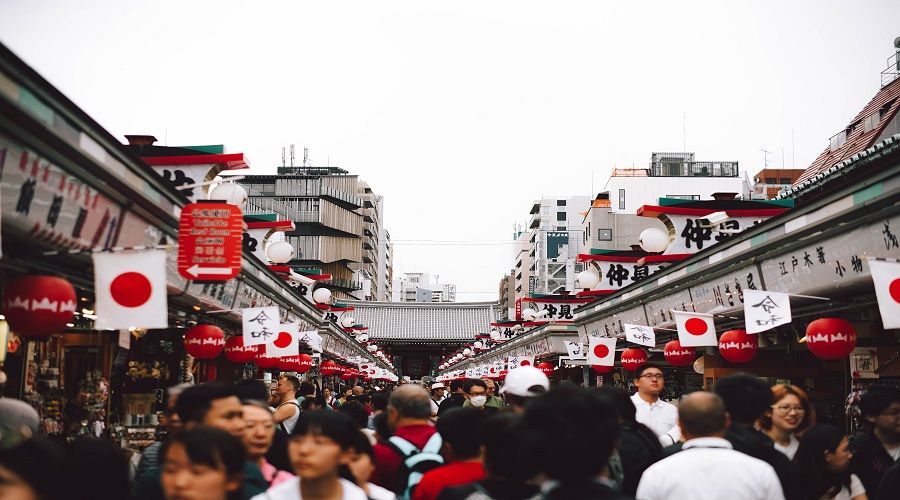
left=178, top=202, right=243, bottom=281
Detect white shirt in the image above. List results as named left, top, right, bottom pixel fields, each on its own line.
left=277, top=401, right=300, bottom=433
left=251, top=477, right=368, bottom=500
left=365, top=482, right=397, bottom=500
left=773, top=434, right=800, bottom=461
left=631, top=393, right=681, bottom=446
left=636, top=437, right=784, bottom=500
left=827, top=473, right=865, bottom=500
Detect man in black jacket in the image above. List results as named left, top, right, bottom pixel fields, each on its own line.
left=850, top=386, right=900, bottom=495
left=663, top=374, right=800, bottom=500
left=437, top=379, right=467, bottom=416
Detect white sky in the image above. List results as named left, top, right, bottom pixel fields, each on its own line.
left=1, top=1, right=898, bottom=301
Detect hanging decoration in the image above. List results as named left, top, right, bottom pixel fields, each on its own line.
left=591, top=364, right=615, bottom=374
left=718, top=329, right=758, bottom=364
left=224, top=335, right=259, bottom=363
left=620, top=348, right=648, bottom=371
left=320, top=360, right=339, bottom=376
left=183, top=325, right=225, bottom=359
left=663, top=340, right=696, bottom=366
left=254, top=351, right=280, bottom=370
left=2, top=275, right=76, bottom=338
left=806, top=318, right=857, bottom=360
left=536, top=362, right=555, bottom=377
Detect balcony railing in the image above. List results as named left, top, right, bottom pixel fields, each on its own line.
left=882, top=50, right=900, bottom=88
left=650, top=160, right=739, bottom=177
left=244, top=196, right=318, bottom=223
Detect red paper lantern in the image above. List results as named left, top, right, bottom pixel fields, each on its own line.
left=224, top=336, right=259, bottom=363
left=320, top=360, right=339, bottom=376
left=718, top=329, right=758, bottom=364
left=340, top=369, right=357, bottom=380
left=2, top=275, right=76, bottom=338
left=663, top=340, right=696, bottom=366
left=497, top=369, right=509, bottom=380
left=591, top=364, right=614, bottom=374
left=536, top=362, right=555, bottom=376
left=255, top=351, right=280, bottom=370
left=806, top=318, right=857, bottom=360
left=184, top=325, right=225, bottom=359
left=296, top=354, right=313, bottom=373
left=620, top=348, right=649, bottom=371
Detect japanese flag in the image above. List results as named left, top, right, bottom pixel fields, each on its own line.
left=588, top=337, right=617, bottom=366
left=515, top=356, right=535, bottom=369
left=265, top=323, right=300, bottom=358
left=744, top=289, right=792, bottom=334
left=624, top=324, right=656, bottom=347
left=869, top=259, right=900, bottom=329
left=673, top=310, right=718, bottom=347
left=93, top=251, right=168, bottom=330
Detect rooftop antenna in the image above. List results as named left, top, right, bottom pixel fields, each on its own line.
left=303, top=147, right=309, bottom=167
left=760, top=149, right=773, bottom=169
left=290, top=144, right=295, bottom=167
left=281, top=147, right=286, bottom=168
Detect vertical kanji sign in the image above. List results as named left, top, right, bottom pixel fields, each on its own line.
left=178, top=202, right=243, bottom=280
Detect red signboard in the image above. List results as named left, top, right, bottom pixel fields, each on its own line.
left=178, top=202, right=243, bottom=281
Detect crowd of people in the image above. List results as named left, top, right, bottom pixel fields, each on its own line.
left=1, top=365, right=900, bottom=500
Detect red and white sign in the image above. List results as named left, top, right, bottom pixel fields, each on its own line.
left=178, top=202, right=243, bottom=281
left=93, top=250, right=168, bottom=330
left=265, top=323, right=300, bottom=358
left=673, top=310, right=717, bottom=347
left=588, top=337, right=617, bottom=366
left=868, top=259, right=900, bottom=330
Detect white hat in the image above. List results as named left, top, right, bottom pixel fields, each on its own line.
left=499, top=366, right=549, bottom=397
left=430, top=382, right=445, bottom=390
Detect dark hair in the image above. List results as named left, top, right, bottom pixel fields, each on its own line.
left=464, top=379, right=488, bottom=394
left=337, top=401, right=369, bottom=428
left=291, top=410, right=359, bottom=450
left=634, top=364, right=664, bottom=379
left=280, top=375, right=301, bottom=393
left=373, top=412, right=391, bottom=441
left=759, top=384, right=817, bottom=431
left=64, top=437, right=130, bottom=500
left=481, top=413, right=536, bottom=481
left=301, top=395, right=327, bottom=411
left=176, top=383, right=239, bottom=424
left=339, top=430, right=375, bottom=485
left=678, top=392, right=727, bottom=437
left=436, top=408, right=485, bottom=460
left=449, top=379, right=465, bottom=392
left=713, top=373, right=773, bottom=424
left=794, top=424, right=851, bottom=499
left=162, top=383, right=192, bottom=415
left=371, top=393, right=388, bottom=412
left=234, top=379, right=270, bottom=404
left=858, top=386, right=900, bottom=418
left=357, top=393, right=372, bottom=406
left=299, top=381, right=316, bottom=397
left=0, top=436, right=66, bottom=500
left=595, top=386, right=637, bottom=423
left=161, top=426, right=245, bottom=500
left=521, top=386, right=619, bottom=482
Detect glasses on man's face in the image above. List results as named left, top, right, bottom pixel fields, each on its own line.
left=772, top=404, right=806, bottom=414
left=639, top=374, right=664, bottom=380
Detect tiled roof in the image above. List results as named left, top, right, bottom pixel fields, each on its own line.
left=797, top=77, right=900, bottom=184
left=342, top=301, right=498, bottom=341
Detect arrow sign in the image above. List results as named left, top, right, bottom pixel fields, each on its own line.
left=185, top=265, right=234, bottom=277
left=178, top=202, right=243, bottom=281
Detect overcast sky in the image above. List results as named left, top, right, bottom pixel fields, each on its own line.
left=2, top=1, right=898, bottom=301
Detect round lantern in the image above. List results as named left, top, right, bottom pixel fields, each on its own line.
left=718, top=329, right=758, bottom=364
left=638, top=227, right=669, bottom=253
left=208, top=182, right=248, bottom=207
left=522, top=308, right=537, bottom=321
left=536, top=362, right=555, bottom=377
left=278, top=354, right=313, bottom=373
left=806, top=318, right=857, bottom=360
left=663, top=340, right=696, bottom=366
left=295, top=353, right=313, bottom=373
left=340, top=315, right=355, bottom=328
left=620, top=348, right=649, bottom=371
left=340, top=368, right=357, bottom=380
left=312, top=287, right=332, bottom=304
left=320, top=360, right=339, bottom=376
left=2, top=275, right=77, bottom=338
left=183, top=325, right=225, bottom=359
left=591, top=364, right=614, bottom=374
left=265, top=240, right=294, bottom=264
left=224, top=336, right=259, bottom=363
left=498, top=369, right=509, bottom=380
left=255, top=352, right=281, bottom=370
left=576, top=270, right=600, bottom=290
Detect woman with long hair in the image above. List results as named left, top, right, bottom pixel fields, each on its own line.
left=794, top=424, right=866, bottom=500
left=243, top=401, right=295, bottom=487
left=161, top=426, right=246, bottom=500
left=761, top=384, right=817, bottom=460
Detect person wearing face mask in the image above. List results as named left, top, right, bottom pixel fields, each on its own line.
left=462, top=379, right=498, bottom=416
left=794, top=424, right=866, bottom=500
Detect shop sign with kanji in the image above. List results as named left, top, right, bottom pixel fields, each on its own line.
left=178, top=202, right=243, bottom=280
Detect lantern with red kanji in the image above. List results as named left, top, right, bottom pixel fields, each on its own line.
left=2, top=275, right=77, bottom=339
left=497, top=369, right=508, bottom=380
left=255, top=351, right=280, bottom=370
left=806, top=318, right=857, bottom=360
left=620, top=348, right=648, bottom=371
left=295, top=354, right=313, bottom=373
left=320, top=360, right=338, bottom=376
left=591, top=364, right=614, bottom=374
left=663, top=340, right=696, bottom=366
left=224, top=336, right=259, bottom=363
left=341, top=368, right=357, bottom=380
left=718, top=329, right=758, bottom=364
left=536, top=362, right=555, bottom=377
left=184, top=325, right=225, bottom=359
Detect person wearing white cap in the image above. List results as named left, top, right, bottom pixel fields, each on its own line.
left=499, top=366, right=549, bottom=414
left=429, top=382, right=446, bottom=420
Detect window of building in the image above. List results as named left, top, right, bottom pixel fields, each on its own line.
left=779, top=178, right=792, bottom=184
left=618, top=189, right=625, bottom=210
left=765, top=177, right=777, bottom=184
left=864, top=111, right=881, bottom=133
left=557, top=226, right=566, bottom=231
left=556, top=212, right=566, bottom=221
left=598, top=229, right=612, bottom=241
left=556, top=200, right=566, bottom=206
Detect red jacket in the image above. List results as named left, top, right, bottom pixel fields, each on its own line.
left=372, top=423, right=438, bottom=491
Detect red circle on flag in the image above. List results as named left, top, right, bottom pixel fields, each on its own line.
left=110, top=272, right=152, bottom=307
left=890, top=278, right=900, bottom=303
left=594, top=344, right=609, bottom=358
left=273, top=331, right=292, bottom=348
left=685, top=318, right=708, bottom=336
left=520, top=359, right=531, bottom=366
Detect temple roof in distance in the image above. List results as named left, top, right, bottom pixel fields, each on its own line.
left=342, top=301, right=499, bottom=342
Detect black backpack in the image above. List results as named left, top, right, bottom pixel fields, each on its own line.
left=386, top=433, right=444, bottom=500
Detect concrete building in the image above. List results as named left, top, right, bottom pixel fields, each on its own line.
left=751, top=168, right=806, bottom=199
left=392, top=272, right=457, bottom=303
left=498, top=273, right=515, bottom=320
left=522, top=195, right=592, bottom=296
left=351, top=181, right=387, bottom=301
left=582, top=193, right=667, bottom=251
left=604, top=152, right=750, bottom=214
left=512, top=227, right=533, bottom=299
left=377, top=226, right=393, bottom=302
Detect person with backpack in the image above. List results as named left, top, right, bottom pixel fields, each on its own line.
left=412, top=408, right=485, bottom=500
left=372, top=385, right=443, bottom=498
left=273, top=376, right=302, bottom=434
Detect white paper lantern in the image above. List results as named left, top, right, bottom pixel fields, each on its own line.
left=265, top=240, right=294, bottom=264
left=312, top=288, right=332, bottom=304
left=638, top=227, right=669, bottom=253
left=340, top=315, right=355, bottom=328
left=474, top=340, right=484, bottom=349
left=367, top=344, right=378, bottom=352
left=522, top=308, right=537, bottom=321
left=208, top=182, right=248, bottom=207
left=576, top=270, right=600, bottom=289
left=357, top=333, right=369, bottom=343
left=490, top=329, right=501, bottom=341
left=463, top=348, right=473, bottom=356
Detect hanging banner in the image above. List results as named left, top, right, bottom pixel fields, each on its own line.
left=266, top=323, right=300, bottom=358
left=588, top=337, right=616, bottom=366
left=743, top=289, right=792, bottom=334
left=867, top=259, right=900, bottom=330
left=242, top=306, right=280, bottom=346
left=564, top=341, right=586, bottom=359
left=177, top=202, right=244, bottom=281
left=93, top=250, right=168, bottom=330
left=673, top=310, right=717, bottom=347
left=624, top=324, right=656, bottom=347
